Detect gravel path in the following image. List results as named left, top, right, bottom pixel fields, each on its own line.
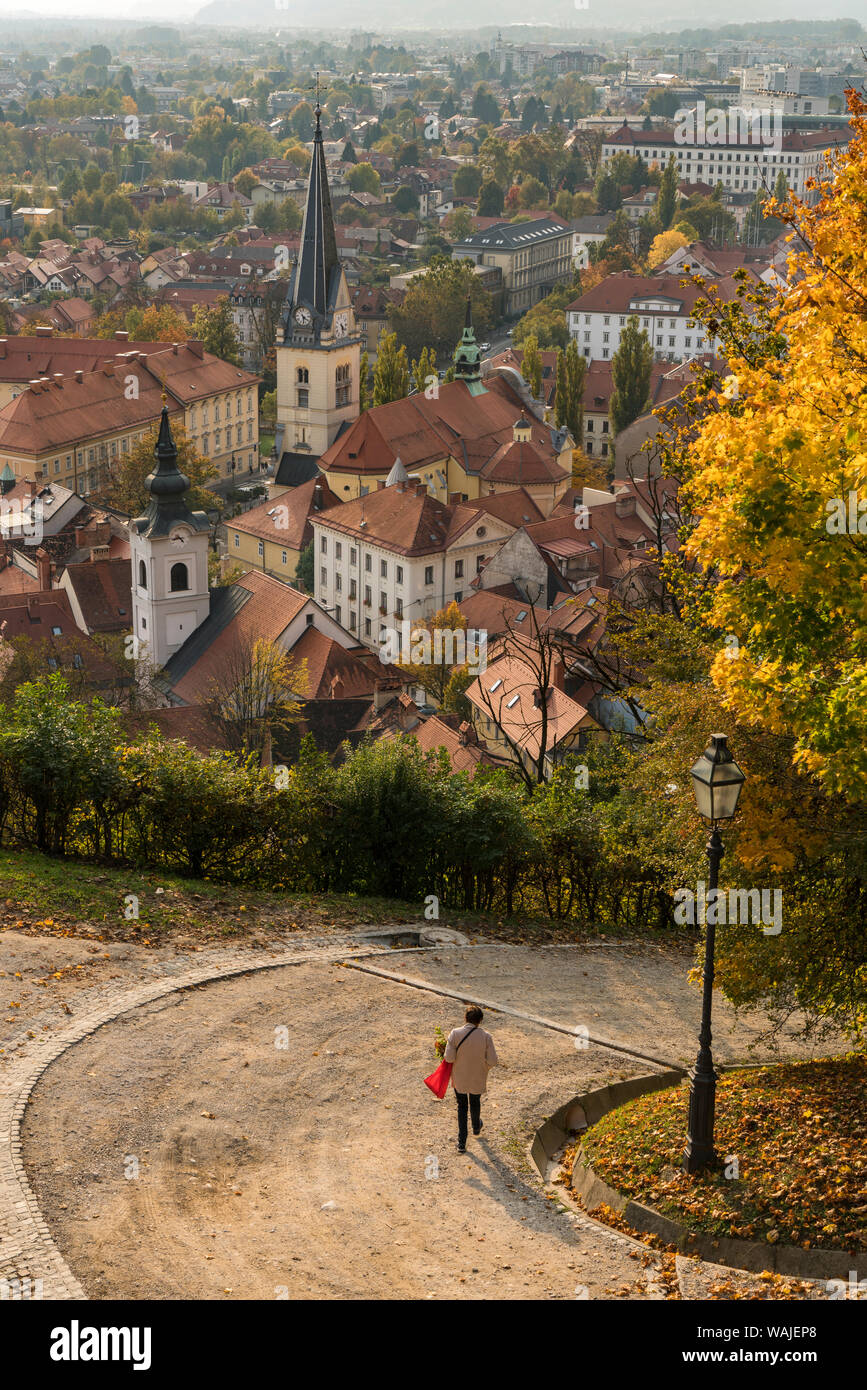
left=4, top=933, right=835, bottom=1301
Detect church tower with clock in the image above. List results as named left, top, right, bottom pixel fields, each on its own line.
left=275, top=102, right=361, bottom=468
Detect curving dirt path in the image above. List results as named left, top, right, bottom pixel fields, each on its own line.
left=17, top=943, right=831, bottom=1301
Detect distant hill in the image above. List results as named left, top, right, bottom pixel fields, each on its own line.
left=192, top=1, right=865, bottom=31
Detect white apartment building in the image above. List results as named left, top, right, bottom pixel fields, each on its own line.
left=601, top=121, right=849, bottom=201
left=311, top=472, right=522, bottom=649
left=566, top=272, right=727, bottom=363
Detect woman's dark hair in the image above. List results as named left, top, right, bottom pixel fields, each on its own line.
left=465, top=1006, right=483, bottom=1025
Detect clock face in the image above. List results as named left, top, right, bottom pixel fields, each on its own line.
left=170, top=531, right=185, bottom=549
left=334, top=311, right=348, bottom=338
left=294, top=306, right=312, bottom=326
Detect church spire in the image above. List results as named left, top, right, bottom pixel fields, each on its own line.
left=134, top=405, right=208, bottom=539
left=452, top=292, right=487, bottom=396
left=285, top=98, right=339, bottom=337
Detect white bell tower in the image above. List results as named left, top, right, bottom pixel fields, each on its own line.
left=130, top=407, right=211, bottom=671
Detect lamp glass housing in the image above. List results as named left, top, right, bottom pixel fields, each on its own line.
left=690, top=733, right=745, bottom=822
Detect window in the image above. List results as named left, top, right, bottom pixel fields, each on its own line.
left=139, top=559, right=148, bottom=586
left=424, top=565, right=434, bottom=585
left=380, top=559, right=387, bottom=578
left=296, top=367, right=309, bottom=383
left=321, top=566, right=327, bottom=586
left=364, top=585, right=371, bottom=605
left=297, top=389, right=309, bottom=408
left=321, top=536, right=327, bottom=554
left=350, top=547, right=357, bottom=566
left=257, top=541, right=264, bottom=557
left=53, top=458, right=60, bottom=474
left=586, top=440, right=593, bottom=453
left=379, top=590, right=387, bottom=612
left=335, top=573, right=342, bottom=591
left=454, top=591, right=462, bottom=603
left=395, top=565, right=403, bottom=585
left=656, top=336, right=662, bottom=346
left=603, top=332, right=609, bottom=344
left=281, top=550, right=287, bottom=565
left=350, top=612, right=357, bottom=630
left=364, top=618, right=371, bottom=637
left=335, top=362, right=351, bottom=407
left=586, top=419, right=594, bottom=432
left=335, top=605, right=341, bottom=624
left=601, top=421, right=609, bottom=434
left=335, top=542, right=342, bottom=560
left=364, top=554, right=372, bottom=572
left=349, top=579, right=357, bottom=600
left=170, top=562, right=189, bottom=592
left=395, top=597, right=403, bottom=618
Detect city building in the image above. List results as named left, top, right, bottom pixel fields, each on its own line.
left=451, top=218, right=574, bottom=318
left=601, top=120, right=849, bottom=202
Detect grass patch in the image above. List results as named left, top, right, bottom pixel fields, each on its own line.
left=580, top=1059, right=867, bottom=1254
left=0, top=846, right=699, bottom=948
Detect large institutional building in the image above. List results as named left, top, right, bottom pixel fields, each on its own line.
left=600, top=120, right=849, bottom=201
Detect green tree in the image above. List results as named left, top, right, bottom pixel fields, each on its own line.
left=610, top=315, right=653, bottom=434
left=192, top=297, right=242, bottom=367
left=555, top=339, right=586, bottom=444
left=657, top=155, right=678, bottom=231
left=359, top=349, right=369, bottom=412
left=521, top=333, right=543, bottom=399
left=453, top=164, right=483, bottom=198
left=391, top=185, right=418, bottom=214
left=477, top=179, right=504, bottom=216
left=294, top=539, right=314, bottom=592
left=347, top=162, right=380, bottom=195
left=411, top=344, right=437, bottom=393
left=389, top=255, right=492, bottom=363
left=372, top=331, right=410, bottom=406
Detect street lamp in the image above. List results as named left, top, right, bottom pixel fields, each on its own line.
left=683, top=733, right=745, bottom=1175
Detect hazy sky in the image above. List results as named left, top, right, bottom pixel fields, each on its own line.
left=1, top=1, right=201, bottom=16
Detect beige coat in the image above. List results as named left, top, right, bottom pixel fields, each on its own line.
left=444, top=1023, right=499, bottom=1095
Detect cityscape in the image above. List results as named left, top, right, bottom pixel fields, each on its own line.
left=0, top=0, right=863, bottom=1353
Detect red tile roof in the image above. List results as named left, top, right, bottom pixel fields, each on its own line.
left=320, top=374, right=562, bottom=481
left=231, top=476, right=341, bottom=551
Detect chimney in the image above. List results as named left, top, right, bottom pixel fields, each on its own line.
left=102, top=362, right=115, bottom=377
left=312, top=482, right=322, bottom=511
left=89, top=544, right=111, bottom=562
left=74, top=369, right=83, bottom=383
left=53, top=373, right=63, bottom=388
left=458, top=720, right=475, bottom=746
left=329, top=673, right=345, bottom=700
left=532, top=686, right=551, bottom=708
left=172, top=343, right=179, bottom=355
left=35, top=546, right=50, bottom=590
left=373, top=679, right=391, bottom=711
left=551, top=655, right=565, bottom=692
left=448, top=493, right=462, bottom=506
left=376, top=479, right=386, bottom=490
left=0, top=338, right=6, bottom=359
left=34, top=324, right=53, bottom=338
left=615, top=493, right=636, bottom=518
left=27, top=594, right=40, bottom=618
left=114, top=330, right=130, bottom=341
left=186, top=338, right=203, bottom=358
left=414, top=480, right=426, bottom=496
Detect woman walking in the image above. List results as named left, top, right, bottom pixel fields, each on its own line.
left=443, top=1006, right=499, bottom=1154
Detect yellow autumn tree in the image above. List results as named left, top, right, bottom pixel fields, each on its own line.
left=678, top=89, right=867, bottom=801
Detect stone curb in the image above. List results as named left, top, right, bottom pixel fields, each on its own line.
left=539, top=1070, right=859, bottom=1284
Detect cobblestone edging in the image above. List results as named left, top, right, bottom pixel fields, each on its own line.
left=0, top=938, right=375, bottom=1301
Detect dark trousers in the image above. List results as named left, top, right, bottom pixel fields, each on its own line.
left=455, top=1090, right=481, bottom=1145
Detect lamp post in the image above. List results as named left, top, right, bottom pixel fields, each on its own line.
left=683, top=733, right=745, bottom=1175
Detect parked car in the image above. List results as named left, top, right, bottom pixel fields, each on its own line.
left=479, top=341, right=491, bottom=351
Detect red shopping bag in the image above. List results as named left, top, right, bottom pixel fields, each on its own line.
left=424, top=1059, right=452, bottom=1099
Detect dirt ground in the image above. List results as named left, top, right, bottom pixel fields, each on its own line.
left=14, top=938, right=835, bottom=1302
